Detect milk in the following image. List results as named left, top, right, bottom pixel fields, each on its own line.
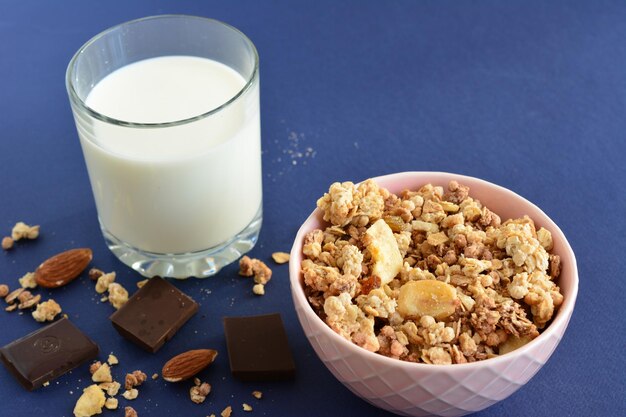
left=78, top=56, right=262, bottom=254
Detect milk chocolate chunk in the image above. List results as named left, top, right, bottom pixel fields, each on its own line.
left=110, top=276, right=198, bottom=353
left=223, top=313, right=296, bottom=381
left=0, top=317, right=99, bottom=390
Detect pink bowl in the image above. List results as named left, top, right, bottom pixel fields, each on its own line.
left=289, top=172, right=578, bottom=417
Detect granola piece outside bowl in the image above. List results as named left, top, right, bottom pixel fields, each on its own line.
left=289, top=171, right=578, bottom=417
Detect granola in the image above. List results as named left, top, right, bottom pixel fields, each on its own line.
left=301, top=180, right=564, bottom=364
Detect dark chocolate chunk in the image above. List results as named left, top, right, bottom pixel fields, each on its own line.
left=110, top=276, right=198, bottom=353
left=0, top=317, right=99, bottom=390
left=223, top=313, right=296, bottom=381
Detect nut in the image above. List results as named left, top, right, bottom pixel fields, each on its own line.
left=271, top=252, right=290, bottom=264
left=5, top=287, right=25, bottom=304
left=397, top=280, right=458, bottom=320
left=107, top=282, right=128, bottom=309
left=0, top=284, right=8, bottom=298
left=73, top=384, right=105, bottom=417
left=35, top=248, right=92, bottom=288
left=104, top=398, right=118, bottom=410
left=125, top=406, right=138, bottom=417
left=125, top=370, right=147, bottom=390
left=161, top=349, right=218, bottom=382
left=88, top=268, right=104, bottom=281
left=189, top=381, right=211, bottom=404
left=18, top=294, right=41, bottom=309
left=17, top=290, right=34, bottom=304
left=95, top=272, right=115, bottom=294
left=1, top=236, right=13, bottom=250
left=99, top=381, right=121, bottom=396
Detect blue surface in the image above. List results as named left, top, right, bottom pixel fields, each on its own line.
left=0, top=1, right=625, bottom=416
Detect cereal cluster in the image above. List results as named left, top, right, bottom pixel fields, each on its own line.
left=301, top=180, right=563, bottom=364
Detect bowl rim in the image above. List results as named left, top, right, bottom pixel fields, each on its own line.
left=289, top=171, right=579, bottom=371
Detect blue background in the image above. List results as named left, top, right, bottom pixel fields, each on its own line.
left=0, top=1, right=624, bottom=416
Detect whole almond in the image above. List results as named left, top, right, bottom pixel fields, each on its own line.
left=162, top=349, right=218, bottom=382
left=35, top=248, right=93, bottom=288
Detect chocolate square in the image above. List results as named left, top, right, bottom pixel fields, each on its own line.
left=223, top=313, right=296, bottom=381
left=0, top=318, right=99, bottom=390
left=110, top=276, right=198, bottom=353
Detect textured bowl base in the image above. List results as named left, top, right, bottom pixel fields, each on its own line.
left=101, top=207, right=262, bottom=278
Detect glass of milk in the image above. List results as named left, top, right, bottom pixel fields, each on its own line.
left=66, top=15, right=262, bottom=278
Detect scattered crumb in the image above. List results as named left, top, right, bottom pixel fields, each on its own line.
left=5, top=304, right=17, bottom=312
left=252, top=390, right=262, bottom=399
left=98, top=381, right=121, bottom=396
left=122, top=389, right=138, bottom=400
left=271, top=251, right=290, bottom=264
left=18, top=272, right=37, bottom=289
left=95, top=272, right=115, bottom=294
left=221, top=406, right=232, bottom=417
left=136, top=279, right=148, bottom=288
left=92, top=363, right=112, bottom=383
left=108, top=283, right=129, bottom=309
left=151, top=373, right=159, bottom=380
left=32, top=299, right=62, bottom=322
left=252, top=284, right=265, bottom=296
left=73, top=384, right=105, bottom=417
left=2, top=236, right=14, bottom=250
left=100, top=296, right=108, bottom=303
left=43, top=381, right=50, bottom=387
left=104, top=397, right=118, bottom=410
left=107, top=354, right=119, bottom=366
left=11, top=222, right=39, bottom=241
left=243, top=403, right=253, bottom=412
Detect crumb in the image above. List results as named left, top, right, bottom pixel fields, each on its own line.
left=18, top=293, right=41, bottom=309
left=4, top=287, right=24, bottom=304
left=73, top=384, right=105, bottom=417
left=5, top=304, right=17, bottom=312
left=1, top=236, right=13, bottom=250
left=221, top=406, right=233, bottom=417
left=243, top=403, right=253, bottom=411
left=32, top=299, right=62, bottom=322
left=18, top=272, right=37, bottom=289
left=100, top=296, right=108, bottom=303
left=252, top=390, right=262, bottom=399
left=271, top=252, right=290, bottom=264
left=136, top=279, right=148, bottom=288
left=151, top=373, right=159, bottom=380
left=122, top=389, right=138, bottom=400
left=239, top=256, right=272, bottom=284
left=98, top=381, right=121, bottom=396
left=95, top=272, right=115, bottom=294
left=104, top=397, right=118, bottom=410
left=92, top=363, right=112, bottom=383
left=43, top=381, right=50, bottom=387
left=107, top=354, right=119, bottom=366
left=108, top=283, right=129, bottom=309
left=252, top=283, right=265, bottom=296
left=11, top=222, right=39, bottom=241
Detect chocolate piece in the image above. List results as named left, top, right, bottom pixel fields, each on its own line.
left=0, top=317, right=98, bottom=390
left=110, top=276, right=198, bottom=353
left=223, top=313, right=296, bottom=381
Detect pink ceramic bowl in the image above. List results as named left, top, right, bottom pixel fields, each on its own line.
left=289, top=172, right=578, bottom=417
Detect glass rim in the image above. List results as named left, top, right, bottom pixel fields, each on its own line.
left=65, top=14, right=259, bottom=129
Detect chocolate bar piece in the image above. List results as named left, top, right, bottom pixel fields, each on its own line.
left=223, top=313, right=296, bottom=381
left=110, top=276, right=198, bottom=353
left=0, top=317, right=99, bottom=390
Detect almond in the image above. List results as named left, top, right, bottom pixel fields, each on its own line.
left=162, top=349, right=218, bottom=382
left=35, top=248, right=93, bottom=288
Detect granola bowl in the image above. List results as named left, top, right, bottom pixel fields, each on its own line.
left=289, top=171, right=578, bottom=417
